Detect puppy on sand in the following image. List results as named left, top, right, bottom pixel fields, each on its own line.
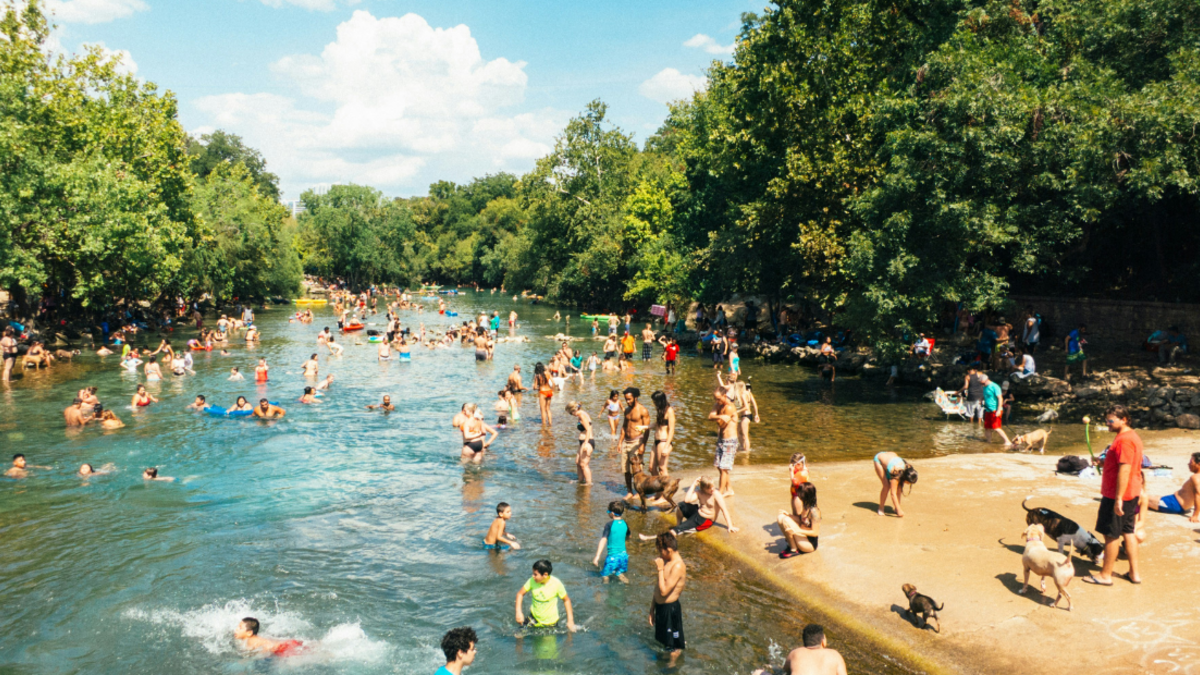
left=1019, top=524, right=1074, bottom=610
left=901, top=584, right=944, bottom=632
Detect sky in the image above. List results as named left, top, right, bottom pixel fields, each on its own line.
left=42, top=0, right=755, bottom=200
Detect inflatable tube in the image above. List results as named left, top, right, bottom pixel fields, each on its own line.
left=445, top=312, right=458, bottom=317
left=342, top=323, right=365, bottom=332
left=579, top=314, right=610, bottom=321
left=204, top=403, right=277, bottom=417
left=367, top=336, right=384, bottom=343
left=190, top=345, right=213, bottom=352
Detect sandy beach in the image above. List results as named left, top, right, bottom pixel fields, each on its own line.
left=664, top=435, right=1200, bottom=675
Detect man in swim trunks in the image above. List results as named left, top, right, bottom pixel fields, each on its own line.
left=436, top=626, right=477, bottom=675
left=649, top=531, right=687, bottom=667
left=252, top=399, right=286, bottom=419
left=753, top=624, right=847, bottom=675
left=641, top=323, right=656, bottom=361
left=64, top=397, right=92, bottom=427
left=234, top=617, right=303, bottom=657
left=484, top=502, right=521, bottom=550
left=709, top=389, right=739, bottom=495
left=619, top=387, right=651, bottom=500
left=1150, top=451, right=1200, bottom=522
left=474, top=333, right=489, bottom=361
left=367, top=395, right=395, bottom=411
left=642, top=476, right=738, bottom=542
left=506, top=365, right=526, bottom=407
left=6, top=454, right=50, bottom=478
left=603, top=335, right=618, bottom=361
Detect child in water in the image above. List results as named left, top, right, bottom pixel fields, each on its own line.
left=515, top=559, right=577, bottom=631
left=484, top=502, right=521, bottom=550
left=592, top=500, right=630, bottom=583
left=234, top=617, right=304, bottom=657
left=229, top=367, right=244, bottom=381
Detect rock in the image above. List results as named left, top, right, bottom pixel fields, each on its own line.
left=1151, top=408, right=1171, bottom=422
left=1074, top=385, right=1102, bottom=399
left=1190, top=395, right=1200, bottom=408
left=1148, top=396, right=1166, bottom=408
left=1010, top=374, right=1072, bottom=398
left=1036, top=409, right=1060, bottom=423
left=1177, top=414, right=1200, bottom=429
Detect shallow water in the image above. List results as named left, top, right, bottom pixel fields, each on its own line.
left=0, top=293, right=1080, bottom=674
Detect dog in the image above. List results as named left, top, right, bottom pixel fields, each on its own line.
left=901, top=584, right=944, bottom=633
left=627, top=452, right=681, bottom=511
left=54, top=349, right=81, bottom=361
left=1022, top=497, right=1105, bottom=564
left=1019, top=524, right=1075, bottom=610
left=1010, top=428, right=1052, bottom=454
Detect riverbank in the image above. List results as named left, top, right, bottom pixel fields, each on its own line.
left=668, top=436, right=1200, bottom=675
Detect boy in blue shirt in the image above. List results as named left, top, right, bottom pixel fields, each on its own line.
left=592, top=500, right=630, bottom=583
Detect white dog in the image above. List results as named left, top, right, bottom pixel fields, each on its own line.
left=1020, top=523, right=1075, bottom=610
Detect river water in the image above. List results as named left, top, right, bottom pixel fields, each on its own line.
left=0, top=292, right=1080, bottom=674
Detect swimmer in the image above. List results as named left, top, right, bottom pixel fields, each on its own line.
left=220, top=349, right=231, bottom=356
left=229, top=367, right=244, bottom=381
left=484, top=502, right=521, bottom=550
left=234, top=617, right=304, bottom=658
left=316, top=374, right=335, bottom=391
left=378, top=341, right=391, bottom=360
left=255, top=359, right=269, bottom=383
left=96, top=345, right=113, bottom=356
left=232, top=396, right=253, bottom=411
left=253, top=399, right=285, bottom=419
left=120, top=351, right=142, bottom=371
left=6, top=454, right=49, bottom=478
left=302, top=354, right=319, bottom=377
left=131, top=385, right=158, bottom=408
left=326, top=336, right=344, bottom=356
left=144, top=355, right=163, bottom=380
left=64, top=397, right=93, bottom=427
left=244, top=326, right=259, bottom=342
left=453, top=403, right=497, bottom=463
left=142, top=467, right=175, bottom=481
left=185, top=395, right=207, bottom=411
left=299, top=387, right=320, bottom=404
left=98, top=408, right=124, bottom=429
left=366, top=395, right=394, bottom=411
left=78, top=462, right=115, bottom=477
left=605, top=390, right=621, bottom=435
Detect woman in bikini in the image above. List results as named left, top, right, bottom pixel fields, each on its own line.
left=567, top=401, right=594, bottom=485
left=533, top=362, right=553, bottom=426
left=131, top=385, right=157, bottom=408
left=650, top=391, right=675, bottom=476
left=605, top=390, right=621, bottom=435
left=873, top=451, right=918, bottom=517
left=733, top=381, right=760, bottom=453
left=778, top=481, right=821, bottom=558
left=143, top=355, right=163, bottom=381
left=455, top=403, right=497, bottom=464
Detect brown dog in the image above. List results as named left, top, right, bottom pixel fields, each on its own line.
left=901, top=584, right=944, bottom=632
left=627, top=452, right=681, bottom=511
left=54, top=349, right=81, bottom=361
left=1020, top=524, right=1074, bottom=610
left=1010, top=428, right=1052, bottom=454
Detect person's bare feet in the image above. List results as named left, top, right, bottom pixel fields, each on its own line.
left=722, top=490, right=735, bottom=497
left=618, top=574, right=629, bottom=584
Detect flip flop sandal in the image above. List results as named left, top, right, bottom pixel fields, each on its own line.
left=1083, top=575, right=1114, bottom=586
left=1118, top=573, right=1142, bottom=585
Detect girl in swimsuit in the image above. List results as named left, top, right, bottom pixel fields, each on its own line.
left=873, top=451, right=918, bottom=517
left=567, top=401, right=594, bottom=485
left=734, top=381, right=760, bottom=453
left=605, top=390, right=621, bottom=435
left=131, top=385, right=157, bottom=408
left=778, top=482, right=821, bottom=558
left=533, top=362, right=553, bottom=427
left=255, top=359, right=269, bottom=383
left=650, top=390, right=675, bottom=476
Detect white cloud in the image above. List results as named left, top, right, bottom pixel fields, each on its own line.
left=44, top=0, right=147, bottom=24
left=193, top=11, right=565, bottom=198
left=683, top=33, right=734, bottom=55
left=638, top=68, right=707, bottom=104
left=259, top=0, right=361, bottom=10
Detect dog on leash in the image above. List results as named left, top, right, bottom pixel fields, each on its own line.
left=1022, top=497, right=1105, bottom=564
left=1010, top=428, right=1052, bottom=453
left=1020, top=524, right=1075, bottom=610
left=901, top=584, right=944, bottom=632
left=627, top=452, right=681, bottom=511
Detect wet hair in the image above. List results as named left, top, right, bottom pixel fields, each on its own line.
left=144, top=467, right=158, bottom=478
left=608, top=500, right=625, bottom=516
left=796, top=482, right=818, bottom=511
left=652, top=391, right=670, bottom=425
left=623, top=387, right=640, bottom=399
left=13, top=453, right=24, bottom=461
left=311, top=353, right=317, bottom=359
left=196, top=395, right=206, bottom=402
left=80, top=463, right=93, bottom=473
left=496, top=502, right=510, bottom=514
left=1105, top=404, right=1130, bottom=422
left=1192, top=452, right=1200, bottom=465
left=565, top=401, right=581, bottom=414
left=802, top=624, right=825, bottom=648
left=900, top=463, right=919, bottom=495
left=534, top=362, right=545, bottom=375
left=656, top=531, right=678, bottom=552
left=609, top=390, right=619, bottom=399
left=532, top=559, right=553, bottom=575
left=236, top=396, right=247, bottom=405
left=304, top=387, right=314, bottom=395
left=440, top=626, right=477, bottom=662
left=259, top=398, right=269, bottom=404
left=240, top=617, right=261, bottom=636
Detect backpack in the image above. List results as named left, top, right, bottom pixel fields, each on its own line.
left=1056, top=455, right=1090, bottom=475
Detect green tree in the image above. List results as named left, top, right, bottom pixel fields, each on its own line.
left=188, top=130, right=282, bottom=202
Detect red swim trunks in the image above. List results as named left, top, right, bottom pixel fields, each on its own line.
left=984, top=410, right=1003, bottom=430
left=272, top=639, right=304, bottom=657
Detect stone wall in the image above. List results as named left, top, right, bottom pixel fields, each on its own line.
left=1011, top=295, right=1200, bottom=351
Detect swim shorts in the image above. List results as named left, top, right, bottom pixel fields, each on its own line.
left=1096, top=496, right=1138, bottom=537
left=483, top=541, right=510, bottom=551
left=714, top=437, right=738, bottom=471
left=643, top=344, right=652, bottom=360
left=1066, top=350, right=1087, bottom=364
left=602, top=552, right=629, bottom=577
left=271, top=639, right=304, bottom=657
left=620, top=440, right=643, bottom=473
left=672, top=502, right=713, bottom=534
left=475, top=349, right=487, bottom=361
left=1156, top=493, right=1186, bottom=515
left=983, top=409, right=1003, bottom=430
left=653, top=601, right=686, bottom=651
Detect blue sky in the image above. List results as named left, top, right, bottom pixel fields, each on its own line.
left=45, top=0, right=754, bottom=200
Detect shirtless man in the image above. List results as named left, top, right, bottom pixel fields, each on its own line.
left=619, top=387, right=652, bottom=500
left=377, top=341, right=391, bottom=361
left=506, top=365, right=526, bottom=407
left=474, top=333, right=489, bottom=362
left=252, top=399, right=286, bottom=419
left=641, top=476, right=738, bottom=540
left=64, top=398, right=92, bottom=427
left=603, top=335, right=618, bottom=361
left=709, top=389, right=739, bottom=496
left=1, top=327, right=17, bottom=382
left=326, top=336, right=344, bottom=356
left=7, top=454, right=49, bottom=478
left=185, top=395, right=207, bottom=411
left=649, top=531, right=687, bottom=666
left=234, top=617, right=304, bottom=658
left=753, top=624, right=847, bottom=675
left=367, top=395, right=395, bottom=411
left=1150, top=451, right=1200, bottom=522
left=641, top=324, right=657, bottom=361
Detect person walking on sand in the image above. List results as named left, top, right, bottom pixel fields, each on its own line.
left=1085, top=405, right=1144, bottom=586
left=709, top=389, right=739, bottom=496
left=873, top=452, right=918, bottom=517
left=752, top=624, right=847, bottom=675
left=649, top=531, right=687, bottom=667
left=436, top=626, right=477, bottom=675
left=980, top=374, right=1011, bottom=446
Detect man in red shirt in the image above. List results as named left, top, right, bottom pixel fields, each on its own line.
left=659, top=336, right=680, bottom=375
left=1086, top=405, right=1144, bottom=586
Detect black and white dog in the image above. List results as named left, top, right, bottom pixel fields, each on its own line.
left=1022, top=497, right=1106, bottom=564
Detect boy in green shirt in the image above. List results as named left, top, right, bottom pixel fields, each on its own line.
left=515, top=559, right=577, bottom=631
